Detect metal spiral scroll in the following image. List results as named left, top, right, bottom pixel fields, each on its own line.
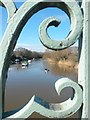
left=0, top=0, right=83, bottom=119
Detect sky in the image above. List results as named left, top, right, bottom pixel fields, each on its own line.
left=0, top=1, right=78, bottom=52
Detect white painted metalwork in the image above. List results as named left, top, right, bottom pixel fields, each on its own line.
left=78, top=0, right=89, bottom=118
left=0, top=0, right=89, bottom=119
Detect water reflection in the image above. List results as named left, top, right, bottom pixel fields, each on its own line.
left=5, top=59, right=78, bottom=118
left=43, top=59, right=78, bottom=80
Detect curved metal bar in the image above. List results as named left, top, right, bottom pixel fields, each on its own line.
left=0, top=1, right=16, bottom=115
left=0, top=0, right=83, bottom=119
left=3, top=78, right=82, bottom=118
left=39, top=1, right=83, bottom=50
left=0, top=0, right=17, bottom=22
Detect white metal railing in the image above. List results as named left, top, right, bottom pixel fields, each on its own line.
left=0, top=0, right=89, bottom=119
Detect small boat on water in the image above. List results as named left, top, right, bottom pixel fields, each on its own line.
left=28, top=60, right=32, bottom=64
left=45, top=68, right=49, bottom=73
left=22, top=63, right=28, bottom=66
left=22, top=66, right=27, bottom=69
left=21, top=61, right=28, bottom=67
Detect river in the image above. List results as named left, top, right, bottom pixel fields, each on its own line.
left=5, top=59, right=78, bottom=118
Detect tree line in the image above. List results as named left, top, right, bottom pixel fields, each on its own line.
left=11, top=47, right=43, bottom=64
left=43, top=47, right=78, bottom=64
left=11, top=47, right=78, bottom=65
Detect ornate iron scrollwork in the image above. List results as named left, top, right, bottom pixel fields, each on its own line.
left=0, top=0, right=83, bottom=119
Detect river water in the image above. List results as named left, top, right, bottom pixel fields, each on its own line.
left=5, top=59, right=78, bottom=118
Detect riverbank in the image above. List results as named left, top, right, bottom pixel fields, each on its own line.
left=45, top=58, right=78, bottom=69
left=43, top=47, right=78, bottom=70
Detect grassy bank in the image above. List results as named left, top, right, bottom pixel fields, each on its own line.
left=43, top=47, right=78, bottom=69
